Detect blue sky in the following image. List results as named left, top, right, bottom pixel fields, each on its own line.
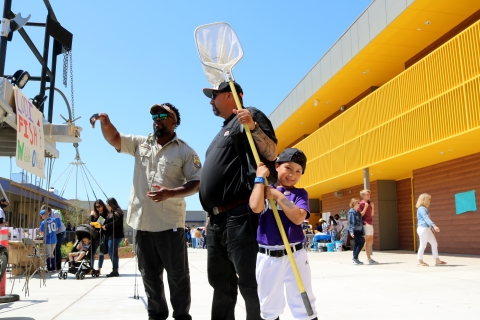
left=0, top=0, right=372, bottom=211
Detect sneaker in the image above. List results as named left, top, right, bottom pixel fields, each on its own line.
left=368, top=259, right=379, bottom=265
left=352, top=258, right=363, bottom=265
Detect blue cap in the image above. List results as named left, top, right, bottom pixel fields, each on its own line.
left=39, top=209, right=46, bottom=216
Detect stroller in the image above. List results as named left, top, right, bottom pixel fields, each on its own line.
left=58, top=224, right=100, bottom=280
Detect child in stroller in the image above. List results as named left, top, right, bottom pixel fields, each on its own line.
left=58, top=224, right=100, bottom=280
left=68, top=237, right=91, bottom=266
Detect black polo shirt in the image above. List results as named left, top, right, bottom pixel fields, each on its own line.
left=199, top=107, right=277, bottom=211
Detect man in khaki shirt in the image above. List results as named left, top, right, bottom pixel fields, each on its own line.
left=90, top=103, right=200, bottom=320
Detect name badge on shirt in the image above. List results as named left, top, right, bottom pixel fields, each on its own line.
left=173, top=228, right=177, bottom=232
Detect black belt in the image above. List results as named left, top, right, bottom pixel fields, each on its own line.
left=212, top=199, right=249, bottom=215
left=258, top=243, right=304, bottom=258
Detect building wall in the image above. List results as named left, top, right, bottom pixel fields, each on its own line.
left=396, top=178, right=414, bottom=251
left=320, top=181, right=380, bottom=250
left=413, top=152, right=480, bottom=255
left=295, top=19, right=480, bottom=191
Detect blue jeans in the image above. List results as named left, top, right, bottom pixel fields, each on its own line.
left=108, top=238, right=123, bottom=269
left=192, top=238, right=196, bottom=248
left=55, top=231, right=65, bottom=269
left=98, top=252, right=105, bottom=268
left=330, top=230, right=337, bottom=243
left=90, top=241, right=105, bottom=269
left=353, top=229, right=365, bottom=259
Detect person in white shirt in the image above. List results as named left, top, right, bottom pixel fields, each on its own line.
left=334, top=214, right=344, bottom=241
left=190, top=225, right=197, bottom=248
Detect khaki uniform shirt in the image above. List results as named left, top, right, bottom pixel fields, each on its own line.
left=120, top=133, right=202, bottom=232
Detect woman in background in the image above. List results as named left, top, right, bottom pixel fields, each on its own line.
left=328, top=216, right=337, bottom=243
left=103, top=197, right=124, bottom=277
left=416, top=193, right=446, bottom=266
left=89, top=199, right=109, bottom=275
left=348, top=199, right=365, bottom=265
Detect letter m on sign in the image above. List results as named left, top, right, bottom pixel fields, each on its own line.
left=17, top=140, right=24, bottom=160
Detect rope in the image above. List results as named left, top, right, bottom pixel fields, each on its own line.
left=80, top=164, right=98, bottom=201
left=79, top=162, right=92, bottom=220
left=51, top=163, right=72, bottom=188
left=82, top=165, right=109, bottom=199
left=60, top=165, right=75, bottom=198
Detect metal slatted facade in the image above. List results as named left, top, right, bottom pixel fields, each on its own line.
left=295, top=19, right=480, bottom=189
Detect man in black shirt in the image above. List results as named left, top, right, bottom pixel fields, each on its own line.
left=199, top=81, right=277, bottom=320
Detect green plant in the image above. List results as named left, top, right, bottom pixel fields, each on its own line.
left=119, top=240, right=126, bottom=247
left=119, top=246, right=132, bottom=254
left=61, top=241, right=74, bottom=258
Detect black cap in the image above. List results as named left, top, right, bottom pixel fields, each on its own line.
left=203, top=81, right=243, bottom=98
left=276, top=148, right=307, bottom=174
left=0, top=197, right=6, bottom=202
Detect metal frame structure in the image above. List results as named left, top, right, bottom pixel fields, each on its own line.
left=0, top=0, right=72, bottom=123
left=0, top=0, right=81, bottom=159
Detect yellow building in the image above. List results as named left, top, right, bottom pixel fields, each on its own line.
left=270, top=0, right=480, bottom=255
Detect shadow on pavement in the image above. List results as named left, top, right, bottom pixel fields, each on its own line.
left=433, top=265, right=466, bottom=267
left=0, top=299, right=48, bottom=314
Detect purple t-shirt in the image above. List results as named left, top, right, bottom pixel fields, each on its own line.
left=251, top=185, right=310, bottom=246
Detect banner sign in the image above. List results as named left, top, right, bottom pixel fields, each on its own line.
left=14, top=87, right=45, bottom=178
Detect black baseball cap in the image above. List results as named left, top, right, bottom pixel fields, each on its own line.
left=0, top=197, right=6, bottom=202
left=203, top=81, right=243, bottom=98
left=276, top=148, right=307, bottom=174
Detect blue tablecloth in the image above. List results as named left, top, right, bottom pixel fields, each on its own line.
left=314, top=233, right=330, bottom=242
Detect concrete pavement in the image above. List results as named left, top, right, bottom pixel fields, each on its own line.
left=0, top=248, right=479, bottom=319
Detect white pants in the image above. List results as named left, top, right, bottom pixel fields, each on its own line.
left=45, top=243, right=56, bottom=259
left=417, top=226, right=438, bottom=259
left=256, top=247, right=317, bottom=320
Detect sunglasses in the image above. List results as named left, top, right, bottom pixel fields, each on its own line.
left=95, top=205, right=102, bottom=209
left=152, top=113, right=169, bottom=121
left=211, top=91, right=228, bottom=100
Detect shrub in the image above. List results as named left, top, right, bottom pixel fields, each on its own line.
left=61, top=241, right=74, bottom=258
left=119, top=246, right=132, bottom=254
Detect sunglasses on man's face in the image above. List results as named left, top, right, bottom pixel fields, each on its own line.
left=152, top=113, right=169, bottom=121
left=211, top=91, right=228, bottom=100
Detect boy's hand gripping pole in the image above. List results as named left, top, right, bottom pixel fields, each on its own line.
left=228, top=81, right=314, bottom=316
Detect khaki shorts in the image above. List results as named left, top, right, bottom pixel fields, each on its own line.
left=363, top=224, right=374, bottom=236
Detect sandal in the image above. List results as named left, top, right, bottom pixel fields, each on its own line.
left=417, top=262, right=429, bottom=266
left=435, top=261, right=447, bottom=266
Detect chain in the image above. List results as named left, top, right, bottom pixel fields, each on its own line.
left=69, top=50, right=75, bottom=121
left=62, top=46, right=68, bottom=87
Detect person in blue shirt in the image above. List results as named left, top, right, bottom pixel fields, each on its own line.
left=39, top=209, right=61, bottom=271
left=41, top=205, right=67, bottom=271
left=348, top=198, right=368, bottom=265
left=416, top=193, right=446, bottom=266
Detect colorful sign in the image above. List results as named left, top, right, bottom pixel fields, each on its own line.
left=14, top=87, right=45, bottom=178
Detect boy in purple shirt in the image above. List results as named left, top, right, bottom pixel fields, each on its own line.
left=249, top=148, right=317, bottom=320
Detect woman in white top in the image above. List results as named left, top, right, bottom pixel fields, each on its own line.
left=416, top=193, right=446, bottom=266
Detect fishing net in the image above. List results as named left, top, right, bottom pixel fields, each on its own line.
left=194, top=22, right=243, bottom=87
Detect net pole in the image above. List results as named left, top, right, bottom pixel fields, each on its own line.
left=228, top=81, right=313, bottom=316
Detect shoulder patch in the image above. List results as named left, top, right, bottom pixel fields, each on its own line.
left=193, top=155, right=202, bottom=169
